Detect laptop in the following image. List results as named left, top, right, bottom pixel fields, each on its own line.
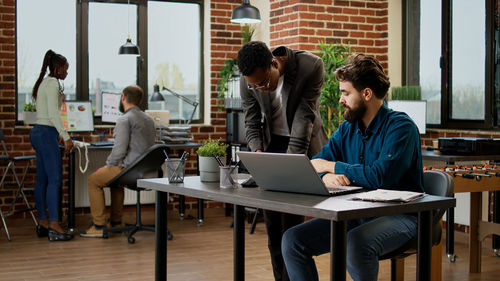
left=237, top=151, right=363, bottom=196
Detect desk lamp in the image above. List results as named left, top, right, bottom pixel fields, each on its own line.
left=150, top=84, right=199, bottom=126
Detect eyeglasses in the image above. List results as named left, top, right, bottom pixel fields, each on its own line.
left=247, top=69, right=271, bottom=90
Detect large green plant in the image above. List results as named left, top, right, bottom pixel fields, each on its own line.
left=315, top=42, right=353, bottom=136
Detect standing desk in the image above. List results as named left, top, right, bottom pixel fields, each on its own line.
left=422, top=149, right=500, bottom=272
left=138, top=176, right=455, bottom=281
left=67, top=142, right=201, bottom=231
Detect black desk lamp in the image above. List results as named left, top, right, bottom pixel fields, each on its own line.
left=150, top=84, right=199, bottom=125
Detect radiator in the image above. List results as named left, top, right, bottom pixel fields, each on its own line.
left=74, top=148, right=156, bottom=208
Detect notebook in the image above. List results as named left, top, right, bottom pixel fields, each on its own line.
left=237, top=151, right=363, bottom=196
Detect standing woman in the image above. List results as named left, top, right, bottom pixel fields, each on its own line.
left=30, top=50, right=73, bottom=241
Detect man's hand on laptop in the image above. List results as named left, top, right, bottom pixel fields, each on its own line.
left=310, top=158, right=335, bottom=174
left=322, top=173, right=350, bottom=186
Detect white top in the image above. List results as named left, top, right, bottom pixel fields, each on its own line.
left=35, top=76, right=69, bottom=141
left=269, top=75, right=289, bottom=137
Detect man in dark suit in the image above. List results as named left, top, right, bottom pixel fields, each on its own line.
left=237, top=41, right=328, bottom=281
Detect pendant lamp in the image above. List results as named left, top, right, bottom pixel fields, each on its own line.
left=231, top=0, right=261, bottom=24
left=119, top=0, right=140, bottom=55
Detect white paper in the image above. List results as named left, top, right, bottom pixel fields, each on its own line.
left=352, top=189, right=425, bottom=203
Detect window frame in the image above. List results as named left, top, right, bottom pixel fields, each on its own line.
left=16, top=0, right=204, bottom=124
left=403, top=0, right=496, bottom=130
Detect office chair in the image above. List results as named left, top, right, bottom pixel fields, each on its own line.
left=103, top=143, right=173, bottom=244
left=378, top=170, right=454, bottom=281
left=0, top=127, right=37, bottom=241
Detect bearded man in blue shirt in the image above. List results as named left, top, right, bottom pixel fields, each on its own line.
left=281, top=54, right=424, bottom=281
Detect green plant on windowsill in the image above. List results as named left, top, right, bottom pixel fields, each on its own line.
left=390, top=85, right=422, bottom=100
left=23, top=102, right=36, bottom=112
left=197, top=139, right=228, bottom=157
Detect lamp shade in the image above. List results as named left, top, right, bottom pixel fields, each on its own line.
left=150, top=84, right=165, bottom=101
left=231, top=0, right=261, bottom=24
left=119, top=38, right=140, bottom=55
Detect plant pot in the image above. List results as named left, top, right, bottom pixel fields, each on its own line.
left=23, top=111, right=37, bottom=125
left=198, top=156, right=220, bottom=182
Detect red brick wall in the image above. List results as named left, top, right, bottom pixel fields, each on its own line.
left=269, top=0, right=389, bottom=70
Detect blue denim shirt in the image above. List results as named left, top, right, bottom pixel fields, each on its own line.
left=313, top=104, right=424, bottom=192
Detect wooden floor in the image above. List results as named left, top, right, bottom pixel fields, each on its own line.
left=0, top=209, right=499, bottom=281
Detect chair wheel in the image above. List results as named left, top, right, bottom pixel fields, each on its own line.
left=447, top=254, right=457, bottom=263
left=128, top=236, right=135, bottom=244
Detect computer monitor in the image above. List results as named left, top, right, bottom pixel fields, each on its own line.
left=387, top=100, right=427, bottom=134
left=102, top=92, right=122, bottom=123
left=61, top=101, right=94, bottom=132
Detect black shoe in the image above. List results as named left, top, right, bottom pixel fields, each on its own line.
left=48, top=228, right=73, bottom=241
left=36, top=225, right=49, bottom=238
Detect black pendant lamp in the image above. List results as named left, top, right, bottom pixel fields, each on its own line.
left=119, top=0, right=140, bottom=55
left=231, top=0, right=261, bottom=24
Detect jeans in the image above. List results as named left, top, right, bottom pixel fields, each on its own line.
left=30, top=125, right=62, bottom=222
left=282, top=215, right=418, bottom=281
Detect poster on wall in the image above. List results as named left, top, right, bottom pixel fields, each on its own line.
left=61, top=101, right=94, bottom=132
left=101, top=92, right=122, bottom=124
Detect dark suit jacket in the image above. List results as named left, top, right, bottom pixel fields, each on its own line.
left=240, top=46, right=328, bottom=158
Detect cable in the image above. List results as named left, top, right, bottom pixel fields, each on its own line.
left=73, top=141, right=89, bottom=173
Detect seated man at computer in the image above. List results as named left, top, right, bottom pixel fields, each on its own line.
left=281, top=54, right=424, bottom=281
left=80, top=85, right=156, bottom=238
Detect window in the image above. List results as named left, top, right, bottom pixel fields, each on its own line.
left=16, top=0, right=76, bottom=121
left=404, top=0, right=496, bottom=129
left=147, top=1, right=201, bottom=123
left=88, top=2, right=138, bottom=115
left=16, top=0, right=203, bottom=123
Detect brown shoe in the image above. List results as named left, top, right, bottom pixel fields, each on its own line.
left=79, top=223, right=107, bottom=238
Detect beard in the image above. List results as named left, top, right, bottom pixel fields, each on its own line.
left=119, top=100, right=125, bottom=113
left=343, top=101, right=366, bottom=123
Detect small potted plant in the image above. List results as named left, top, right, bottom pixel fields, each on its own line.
left=197, top=139, right=228, bottom=182
left=23, top=102, right=37, bottom=125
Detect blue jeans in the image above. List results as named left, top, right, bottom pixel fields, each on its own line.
left=30, top=125, right=62, bottom=222
left=282, top=215, right=418, bottom=281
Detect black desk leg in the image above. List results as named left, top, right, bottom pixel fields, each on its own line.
left=446, top=206, right=456, bottom=262
left=68, top=150, right=75, bottom=232
left=417, top=210, right=432, bottom=281
left=155, top=191, right=168, bottom=281
left=197, top=199, right=204, bottom=226
left=234, top=204, right=245, bottom=281
left=493, top=191, right=500, bottom=257
left=179, top=195, right=185, bottom=221
left=330, top=220, right=346, bottom=281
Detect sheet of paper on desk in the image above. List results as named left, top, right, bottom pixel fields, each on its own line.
left=352, top=189, right=425, bottom=203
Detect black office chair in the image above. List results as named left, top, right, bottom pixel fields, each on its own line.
left=103, top=143, right=173, bottom=244
left=378, top=170, right=454, bottom=281
left=0, top=127, right=37, bottom=241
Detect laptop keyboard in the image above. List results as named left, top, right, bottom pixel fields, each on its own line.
left=326, top=185, right=363, bottom=195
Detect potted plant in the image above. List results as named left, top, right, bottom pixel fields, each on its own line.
left=197, top=139, right=229, bottom=182
left=315, top=42, right=354, bottom=136
left=23, top=102, right=37, bottom=125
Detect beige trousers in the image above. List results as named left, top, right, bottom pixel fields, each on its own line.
left=87, top=166, right=125, bottom=226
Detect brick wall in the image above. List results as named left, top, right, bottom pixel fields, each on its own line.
left=269, top=0, right=389, bottom=70
left=1, top=0, right=496, bottom=225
